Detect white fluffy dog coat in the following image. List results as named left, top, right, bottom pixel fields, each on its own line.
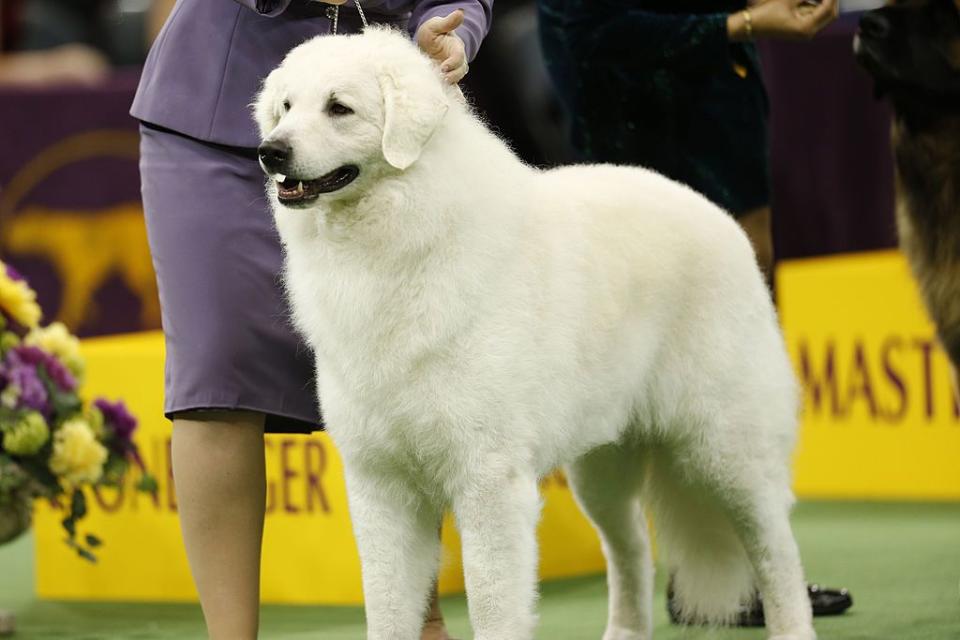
left=255, top=27, right=814, bottom=640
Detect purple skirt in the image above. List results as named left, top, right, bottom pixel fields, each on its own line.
left=139, top=123, right=320, bottom=432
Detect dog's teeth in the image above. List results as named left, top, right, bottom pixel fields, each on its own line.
left=275, top=173, right=286, bottom=183
left=295, top=181, right=304, bottom=195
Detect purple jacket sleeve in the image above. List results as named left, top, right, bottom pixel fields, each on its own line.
left=408, top=1, right=493, bottom=61
left=231, top=0, right=294, bottom=17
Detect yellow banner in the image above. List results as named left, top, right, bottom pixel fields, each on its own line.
left=779, top=250, right=960, bottom=499
left=33, top=333, right=605, bottom=602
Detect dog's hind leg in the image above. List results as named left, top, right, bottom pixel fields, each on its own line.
left=566, top=443, right=652, bottom=640
left=345, top=469, right=443, bottom=640
left=453, top=467, right=541, bottom=640
left=725, top=489, right=813, bottom=640
left=688, top=454, right=814, bottom=640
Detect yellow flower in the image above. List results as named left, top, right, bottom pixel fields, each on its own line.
left=2, top=411, right=49, bottom=455
left=0, top=272, right=41, bottom=329
left=25, top=322, right=84, bottom=379
left=0, top=384, right=19, bottom=409
left=0, top=331, right=20, bottom=354
left=49, top=418, right=107, bottom=487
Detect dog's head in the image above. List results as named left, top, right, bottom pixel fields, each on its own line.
left=254, top=27, right=450, bottom=209
left=854, top=0, right=960, bottom=130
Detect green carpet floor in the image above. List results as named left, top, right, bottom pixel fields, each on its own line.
left=1, top=502, right=957, bottom=639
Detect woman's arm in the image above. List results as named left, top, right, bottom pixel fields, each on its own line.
left=729, top=0, right=838, bottom=41
left=575, top=0, right=838, bottom=72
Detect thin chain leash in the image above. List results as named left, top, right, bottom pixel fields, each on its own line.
left=325, top=0, right=369, bottom=35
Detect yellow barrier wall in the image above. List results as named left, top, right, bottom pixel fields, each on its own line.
left=779, top=250, right=960, bottom=499
left=33, top=334, right=605, bottom=602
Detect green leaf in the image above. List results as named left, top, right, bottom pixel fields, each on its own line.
left=136, top=474, right=159, bottom=494
left=61, top=515, right=76, bottom=538
left=76, top=547, right=97, bottom=563
left=16, top=456, right=56, bottom=489
left=70, top=488, right=87, bottom=520
left=50, top=390, right=82, bottom=417
left=0, top=408, right=20, bottom=433
left=34, top=367, right=81, bottom=417
left=84, top=534, right=102, bottom=548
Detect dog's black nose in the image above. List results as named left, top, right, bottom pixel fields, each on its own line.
left=258, top=140, right=291, bottom=173
left=858, top=11, right=890, bottom=39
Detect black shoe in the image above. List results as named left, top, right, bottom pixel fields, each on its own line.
left=667, top=581, right=853, bottom=627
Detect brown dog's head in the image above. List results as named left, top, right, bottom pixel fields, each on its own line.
left=855, top=0, right=960, bottom=130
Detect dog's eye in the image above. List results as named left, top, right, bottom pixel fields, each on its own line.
left=328, top=101, right=354, bottom=117
left=282, top=99, right=291, bottom=112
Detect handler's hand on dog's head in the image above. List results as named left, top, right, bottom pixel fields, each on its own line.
left=734, top=0, right=838, bottom=40
left=416, top=10, right=469, bottom=84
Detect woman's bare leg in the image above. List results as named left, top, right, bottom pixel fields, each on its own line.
left=172, top=411, right=266, bottom=640
left=422, top=581, right=452, bottom=640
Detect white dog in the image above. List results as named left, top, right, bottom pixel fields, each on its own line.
left=254, top=27, right=814, bottom=640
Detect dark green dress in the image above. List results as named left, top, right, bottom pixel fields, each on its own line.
left=538, top=0, right=770, bottom=216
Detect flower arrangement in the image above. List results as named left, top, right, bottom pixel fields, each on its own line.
left=0, top=262, right=155, bottom=560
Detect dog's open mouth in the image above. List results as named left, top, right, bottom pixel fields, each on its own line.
left=275, top=165, right=360, bottom=205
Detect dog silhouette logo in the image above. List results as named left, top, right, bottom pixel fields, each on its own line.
left=0, top=130, right=159, bottom=333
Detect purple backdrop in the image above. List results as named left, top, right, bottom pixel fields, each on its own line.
left=760, top=14, right=898, bottom=260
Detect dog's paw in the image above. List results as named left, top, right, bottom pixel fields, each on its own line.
left=602, top=627, right=649, bottom=640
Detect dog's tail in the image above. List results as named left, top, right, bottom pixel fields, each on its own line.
left=643, top=460, right=756, bottom=625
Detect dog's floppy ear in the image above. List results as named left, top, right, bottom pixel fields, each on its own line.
left=378, top=62, right=449, bottom=170
left=253, top=69, right=283, bottom=140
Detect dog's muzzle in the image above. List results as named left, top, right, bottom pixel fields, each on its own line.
left=274, top=165, right=361, bottom=205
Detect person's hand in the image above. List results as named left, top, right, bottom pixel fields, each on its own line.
left=728, top=0, right=838, bottom=41
left=415, top=10, right=468, bottom=84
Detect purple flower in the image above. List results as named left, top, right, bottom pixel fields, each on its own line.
left=8, top=345, right=77, bottom=392
left=4, top=264, right=25, bottom=282
left=94, top=398, right=142, bottom=467
left=94, top=398, right=137, bottom=443
left=2, top=361, right=49, bottom=413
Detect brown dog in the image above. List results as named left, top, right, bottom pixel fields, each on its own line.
left=855, top=0, right=960, bottom=370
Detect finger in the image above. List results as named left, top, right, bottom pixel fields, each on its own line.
left=808, top=0, right=838, bottom=28
left=796, top=1, right=817, bottom=18
left=444, top=61, right=468, bottom=84
left=426, top=9, right=465, bottom=36
left=440, top=50, right=466, bottom=74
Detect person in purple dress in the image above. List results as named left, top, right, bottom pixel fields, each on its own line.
left=131, top=1, right=492, bottom=638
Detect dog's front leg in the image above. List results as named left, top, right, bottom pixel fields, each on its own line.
left=345, top=468, right=443, bottom=640
left=454, top=470, right=541, bottom=640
